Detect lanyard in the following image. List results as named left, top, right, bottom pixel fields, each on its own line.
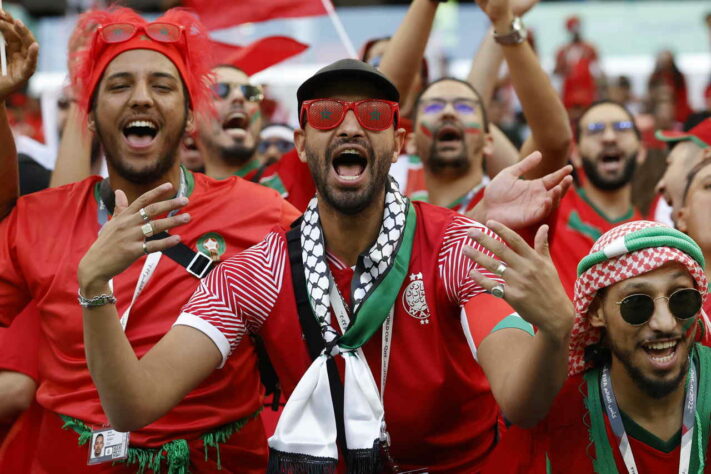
left=96, top=169, right=188, bottom=331
left=600, top=362, right=697, bottom=474
left=328, top=281, right=394, bottom=443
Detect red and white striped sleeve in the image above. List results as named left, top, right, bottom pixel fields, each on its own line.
left=174, top=232, right=287, bottom=367
left=438, top=215, right=505, bottom=305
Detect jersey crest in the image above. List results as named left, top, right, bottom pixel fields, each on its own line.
left=197, top=232, right=226, bottom=262
left=403, top=272, right=430, bottom=324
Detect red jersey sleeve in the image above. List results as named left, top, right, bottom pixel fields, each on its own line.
left=280, top=199, right=302, bottom=230
left=0, top=209, right=31, bottom=327
left=175, top=232, right=287, bottom=366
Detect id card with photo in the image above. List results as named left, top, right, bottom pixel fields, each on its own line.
left=87, top=428, right=130, bottom=465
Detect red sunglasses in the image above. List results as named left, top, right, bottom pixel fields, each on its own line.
left=300, top=99, right=399, bottom=131
left=96, top=22, right=185, bottom=44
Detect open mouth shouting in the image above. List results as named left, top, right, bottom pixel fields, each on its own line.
left=123, top=118, right=159, bottom=151
left=597, top=149, right=625, bottom=174
left=641, top=338, right=682, bottom=370
left=331, top=144, right=369, bottom=185
left=434, top=123, right=464, bottom=151
left=222, top=111, right=249, bottom=140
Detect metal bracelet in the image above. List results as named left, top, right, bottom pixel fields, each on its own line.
left=77, top=289, right=117, bottom=308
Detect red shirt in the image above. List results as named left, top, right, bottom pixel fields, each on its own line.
left=483, top=368, right=711, bottom=473
left=246, top=149, right=316, bottom=213
left=550, top=187, right=643, bottom=297
left=180, top=202, right=533, bottom=472
left=0, top=171, right=300, bottom=448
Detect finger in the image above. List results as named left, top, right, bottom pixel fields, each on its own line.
left=20, top=42, right=38, bottom=80
left=142, top=213, right=191, bottom=237
left=137, top=196, right=189, bottom=223
left=540, top=164, right=573, bottom=190
left=114, top=190, right=129, bottom=216
left=468, top=226, right=520, bottom=265
left=558, top=175, right=573, bottom=197
left=15, top=19, right=36, bottom=50
left=468, top=267, right=503, bottom=296
left=507, top=151, right=543, bottom=178
left=142, top=234, right=182, bottom=255
left=463, top=245, right=512, bottom=282
left=126, top=182, right=174, bottom=214
left=534, top=224, right=551, bottom=257
left=484, top=220, right=536, bottom=258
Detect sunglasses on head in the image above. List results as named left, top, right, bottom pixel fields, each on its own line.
left=615, top=288, right=703, bottom=326
left=211, top=83, right=264, bottom=102
left=300, top=98, right=399, bottom=131
left=258, top=139, right=294, bottom=154
left=97, top=22, right=184, bottom=45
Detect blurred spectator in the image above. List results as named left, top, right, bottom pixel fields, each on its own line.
left=685, top=85, right=711, bottom=131
left=257, top=123, right=294, bottom=167
left=554, top=15, right=601, bottom=123
left=178, top=134, right=204, bottom=172
left=647, top=49, right=692, bottom=126
left=607, top=75, right=642, bottom=116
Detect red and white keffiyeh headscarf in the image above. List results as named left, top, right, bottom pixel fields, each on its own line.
left=569, top=220, right=709, bottom=375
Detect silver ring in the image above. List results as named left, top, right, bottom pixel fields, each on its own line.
left=139, top=207, right=150, bottom=222
left=491, top=284, right=505, bottom=299
left=141, top=222, right=154, bottom=238
left=142, top=241, right=149, bottom=255
left=494, top=263, right=507, bottom=277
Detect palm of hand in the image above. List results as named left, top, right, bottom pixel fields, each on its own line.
left=482, top=173, right=548, bottom=229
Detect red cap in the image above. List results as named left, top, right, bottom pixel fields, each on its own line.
left=656, top=118, right=711, bottom=149
left=566, top=16, right=581, bottom=32
left=70, top=7, right=214, bottom=121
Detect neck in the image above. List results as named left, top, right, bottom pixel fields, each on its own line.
left=424, top=159, right=483, bottom=208
left=580, top=180, right=632, bottom=221
left=107, top=164, right=182, bottom=205
left=318, top=192, right=386, bottom=268
left=200, top=141, right=255, bottom=179
left=609, top=360, right=687, bottom=441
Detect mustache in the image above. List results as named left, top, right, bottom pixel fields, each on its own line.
left=326, top=138, right=373, bottom=159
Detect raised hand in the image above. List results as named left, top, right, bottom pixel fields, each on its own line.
left=511, top=0, right=539, bottom=17
left=464, top=221, right=573, bottom=335
left=78, top=183, right=190, bottom=289
left=0, top=10, right=39, bottom=101
left=475, top=0, right=513, bottom=27
left=469, top=151, right=573, bottom=230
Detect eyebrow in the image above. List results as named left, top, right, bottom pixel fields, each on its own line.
left=618, top=271, right=690, bottom=292
left=105, top=72, right=179, bottom=82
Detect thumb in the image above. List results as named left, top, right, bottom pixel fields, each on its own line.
left=534, top=224, right=550, bottom=257
left=114, top=190, right=129, bottom=216
left=508, top=151, right=543, bottom=179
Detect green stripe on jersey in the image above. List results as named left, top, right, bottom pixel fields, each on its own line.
left=491, top=313, right=534, bottom=336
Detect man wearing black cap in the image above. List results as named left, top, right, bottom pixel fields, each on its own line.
left=80, top=59, right=574, bottom=472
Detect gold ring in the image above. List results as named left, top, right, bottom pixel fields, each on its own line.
left=139, top=208, right=150, bottom=222
left=141, top=222, right=154, bottom=238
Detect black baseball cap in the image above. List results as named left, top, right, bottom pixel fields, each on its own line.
left=296, top=58, right=400, bottom=111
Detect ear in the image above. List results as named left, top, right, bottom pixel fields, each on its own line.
left=294, top=128, right=307, bottom=163
left=570, top=143, right=582, bottom=169
left=676, top=206, right=690, bottom=233
left=636, top=144, right=647, bottom=166
left=589, top=295, right=607, bottom=329
left=404, top=131, right=416, bottom=155
left=392, top=128, right=406, bottom=164
left=185, top=110, right=195, bottom=134
left=87, top=114, right=96, bottom=133
left=702, top=147, right=711, bottom=160
left=481, top=132, right=494, bottom=158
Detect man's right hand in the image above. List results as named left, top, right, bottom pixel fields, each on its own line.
left=0, top=10, right=38, bottom=102
left=78, top=183, right=190, bottom=293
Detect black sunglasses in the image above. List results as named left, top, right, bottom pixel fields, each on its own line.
left=211, top=83, right=264, bottom=102
left=616, top=288, right=703, bottom=326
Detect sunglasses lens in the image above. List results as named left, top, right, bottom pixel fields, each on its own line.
left=356, top=100, right=393, bottom=130
left=146, top=23, right=181, bottom=43
left=211, top=83, right=230, bottom=99
left=240, top=85, right=263, bottom=102
left=619, top=294, right=655, bottom=325
left=102, top=24, right=136, bottom=43
left=669, top=289, right=702, bottom=320
left=308, top=100, right=345, bottom=129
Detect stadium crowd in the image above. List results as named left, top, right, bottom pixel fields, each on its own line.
left=0, top=0, right=711, bottom=472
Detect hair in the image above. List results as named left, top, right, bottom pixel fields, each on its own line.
left=682, top=157, right=711, bottom=205
left=415, top=77, right=490, bottom=133
left=573, top=99, right=641, bottom=143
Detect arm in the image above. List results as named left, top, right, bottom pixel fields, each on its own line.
left=378, top=0, right=438, bottom=102
left=477, top=0, right=571, bottom=179
left=0, top=371, right=35, bottom=423
left=485, top=124, right=519, bottom=178
left=78, top=184, right=220, bottom=431
left=0, top=11, right=38, bottom=219
left=464, top=222, right=574, bottom=427
left=50, top=101, right=94, bottom=187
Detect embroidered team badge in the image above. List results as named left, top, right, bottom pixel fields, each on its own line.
left=403, top=272, right=431, bottom=324
left=197, top=232, right=226, bottom=262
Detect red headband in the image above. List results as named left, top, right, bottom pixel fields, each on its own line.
left=70, top=7, right=214, bottom=121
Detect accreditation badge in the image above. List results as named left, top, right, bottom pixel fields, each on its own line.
left=87, top=427, right=130, bottom=465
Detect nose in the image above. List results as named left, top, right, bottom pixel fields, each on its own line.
left=129, top=80, right=154, bottom=109
left=229, top=85, right=245, bottom=105
left=601, top=123, right=617, bottom=143
left=336, top=109, right=364, bottom=139
left=646, top=297, right=678, bottom=333
left=440, top=101, right=458, bottom=120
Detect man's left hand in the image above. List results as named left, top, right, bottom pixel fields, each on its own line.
left=0, top=10, right=38, bottom=102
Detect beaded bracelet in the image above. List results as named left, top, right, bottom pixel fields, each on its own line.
left=77, top=289, right=117, bottom=308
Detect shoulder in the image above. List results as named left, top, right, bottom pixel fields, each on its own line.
left=15, top=176, right=99, bottom=213
left=193, top=171, right=283, bottom=201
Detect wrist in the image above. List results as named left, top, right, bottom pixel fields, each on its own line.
left=77, top=264, right=111, bottom=298
left=492, top=11, right=515, bottom=32
left=538, top=306, right=575, bottom=344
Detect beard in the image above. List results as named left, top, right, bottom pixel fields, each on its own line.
left=424, top=121, right=474, bottom=175
left=97, top=122, right=183, bottom=186
left=581, top=152, right=638, bottom=191
left=218, top=141, right=257, bottom=166
left=608, top=334, right=688, bottom=399
left=306, top=137, right=390, bottom=215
